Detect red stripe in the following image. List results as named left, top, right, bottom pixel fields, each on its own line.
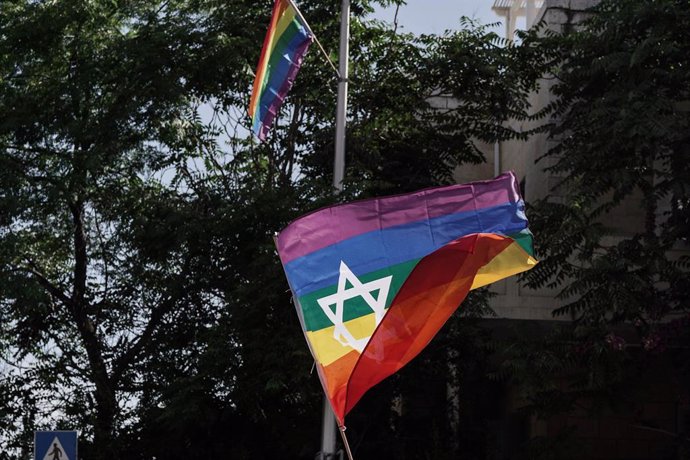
left=249, top=0, right=285, bottom=117
left=338, top=233, right=512, bottom=421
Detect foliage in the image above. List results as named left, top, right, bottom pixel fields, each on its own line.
left=527, top=0, right=690, bottom=327
left=7, top=0, right=689, bottom=458
left=298, top=19, right=547, bottom=197
left=0, top=1, right=542, bottom=459
left=508, top=0, right=690, bottom=452
left=0, top=0, right=263, bottom=457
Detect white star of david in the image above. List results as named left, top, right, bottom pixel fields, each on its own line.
left=316, top=261, right=392, bottom=352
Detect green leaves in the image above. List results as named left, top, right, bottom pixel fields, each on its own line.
left=0, top=0, right=592, bottom=457
left=513, top=0, right=690, bottom=441
left=528, top=0, right=690, bottom=322
left=0, top=1, right=264, bottom=456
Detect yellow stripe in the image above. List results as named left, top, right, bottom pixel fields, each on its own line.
left=308, top=241, right=537, bottom=366
left=268, top=4, right=297, bottom=56
left=470, top=241, right=538, bottom=290
left=306, top=313, right=377, bottom=366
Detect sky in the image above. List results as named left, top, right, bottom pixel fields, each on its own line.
left=371, top=0, right=504, bottom=36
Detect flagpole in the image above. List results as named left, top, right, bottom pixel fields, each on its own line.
left=320, top=1, right=351, bottom=459
left=320, top=397, right=338, bottom=459
left=287, top=0, right=340, bottom=79
left=333, top=0, right=350, bottom=193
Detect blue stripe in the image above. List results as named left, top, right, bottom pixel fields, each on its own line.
left=255, top=22, right=311, bottom=127
left=285, top=201, right=529, bottom=298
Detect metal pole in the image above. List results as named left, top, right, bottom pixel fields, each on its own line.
left=320, top=397, right=338, bottom=459
left=333, top=0, right=350, bottom=192
left=321, top=1, right=351, bottom=458
left=493, top=141, right=500, bottom=177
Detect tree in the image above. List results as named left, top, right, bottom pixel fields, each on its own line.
left=505, top=0, right=690, bottom=454
left=183, top=14, right=544, bottom=460
left=114, top=9, right=542, bottom=459
left=528, top=0, right=690, bottom=337
left=0, top=1, right=544, bottom=458
left=0, top=0, right=263, bottom=456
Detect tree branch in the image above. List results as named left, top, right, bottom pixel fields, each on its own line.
left=111, top=258, right=193, bottom=383
left=22, top=259, right=75, bottom=310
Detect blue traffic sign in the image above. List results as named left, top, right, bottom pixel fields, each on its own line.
left=35, top=431, right=78, bottom=460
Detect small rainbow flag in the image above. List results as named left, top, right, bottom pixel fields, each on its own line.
left=275, top=172, right=538, bottom=425
left=249, top=0, right=313, bottom=141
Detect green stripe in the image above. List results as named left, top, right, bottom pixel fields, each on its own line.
left=260, top=21, right=301, bottom=95
left=508, top=229, right=534, bottom=256
left=299, top=259, right=420, bottom=332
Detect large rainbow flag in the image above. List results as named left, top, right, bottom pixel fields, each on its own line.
left=249, top=0, right=313, bottom=141
left=275, top=172, right=537, bottom=425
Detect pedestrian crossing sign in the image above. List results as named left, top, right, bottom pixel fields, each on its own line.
left=34, top=431, right=77, bottom=460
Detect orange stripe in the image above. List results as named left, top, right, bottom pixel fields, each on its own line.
left=320, top=350, right=359, bottom=424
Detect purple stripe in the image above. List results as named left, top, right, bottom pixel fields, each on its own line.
left=256, top=37, right=312, bottom=141
left=277, top=172, right=522, bottom=263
